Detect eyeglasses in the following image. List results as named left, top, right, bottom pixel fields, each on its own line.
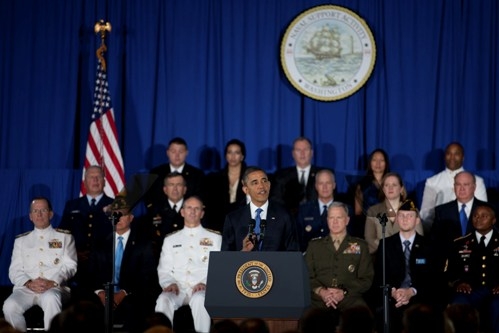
left=31, top=208, right=50, bottom=214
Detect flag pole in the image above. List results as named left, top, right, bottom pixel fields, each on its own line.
left=94, top=19, right=116, bottom=333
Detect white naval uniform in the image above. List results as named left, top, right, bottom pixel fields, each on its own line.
left=155, top=225, right=221, bottom=333
left=2, top=225, right=77, bottom=331
left=419, top=167, right=487, bottom=233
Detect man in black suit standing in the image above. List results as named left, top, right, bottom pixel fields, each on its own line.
left=59, top=165, right=114, bottom=295
left=375, top=199, right=435, bottom=333
left=88, top=195, right=159, bottom=332
left=222, top=166, right=299, bottom=251
left=271, top=137, right=321, bottom=217
left=432, top=171, right=487, bottom=274
left=145, top=137, right=204, bottom=210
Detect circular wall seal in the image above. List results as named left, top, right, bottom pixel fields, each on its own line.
left=235, top=260, right=273, bottom=298
left=281, top=5, right=376, bottom=101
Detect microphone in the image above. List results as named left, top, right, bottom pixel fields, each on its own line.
left=106, top=211, right=123, bottom=225
left=259, top=219, right=267, bottom=242
left=248, top=219, right=256, bottom=244
left=376, top=213, right=388, bottom=226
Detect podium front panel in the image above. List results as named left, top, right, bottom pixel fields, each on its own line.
left=205, top=251, right=310, bottom=319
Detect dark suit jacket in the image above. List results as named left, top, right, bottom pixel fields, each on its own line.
left=59, top=195, right=115, bottom=253
left=271, top=165, right=321, bottom=216
left=432, top=198, right=487, bottom=271
left=88, top=228, right=159, bottom=331
left=296, top=200, right=354, bottom=252
left=89, top=228, right=159, bottom=297
left=221, top=201, right=299, bottom=251
left=203, top=166, right=247, bottom=232
left=144, top=162, right=205, bottom=208
left=375, top=233, right=435, bottom=306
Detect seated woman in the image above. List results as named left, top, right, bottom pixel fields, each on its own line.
left=364, top=172, right=424, bottom=255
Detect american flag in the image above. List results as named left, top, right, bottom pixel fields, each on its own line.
left=80, top=60, right=125, bottom=197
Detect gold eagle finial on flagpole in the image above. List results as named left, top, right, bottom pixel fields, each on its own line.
left=94, top=20, right=112, bottom=71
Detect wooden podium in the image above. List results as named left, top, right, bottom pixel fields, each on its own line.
left=205, top=252, right=310, bottom=333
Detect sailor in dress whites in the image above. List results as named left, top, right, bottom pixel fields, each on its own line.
left=2, top=197, right=77, bottom=332
left=155, top=196, right=221, bottom=333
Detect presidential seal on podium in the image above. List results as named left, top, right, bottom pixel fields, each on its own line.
left=281, top=5, right=376, bottom=101
left=235, top=260, right=274, bottom=298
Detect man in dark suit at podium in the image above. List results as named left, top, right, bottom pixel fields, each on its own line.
left=222, top=166, right=299, bottom=252
left=271, top=137, right=321, bottom=217
left=59, top=165, right=114, bottom=295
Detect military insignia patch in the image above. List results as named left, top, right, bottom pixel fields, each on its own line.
left=200, top=238, right=213, bottom=246
left=48, top=240, right=62, bottom=248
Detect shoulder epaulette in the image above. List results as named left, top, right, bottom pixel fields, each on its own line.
left=204, top=228, right=221, bottom=235
left=164, top=229, right=182, bottom=238
left=454, top=233, right=472, bottom=242
left=310, top=236, right=324, bottom=242
left=55, top=228, right=71, bottom=234
left=16, top=231, right=32, bottom=238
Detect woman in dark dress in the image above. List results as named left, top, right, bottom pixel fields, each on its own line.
left=204, top=139, right=247, bottom=232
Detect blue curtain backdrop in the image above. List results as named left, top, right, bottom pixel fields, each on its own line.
left=0, top=0, right=498, bottom=285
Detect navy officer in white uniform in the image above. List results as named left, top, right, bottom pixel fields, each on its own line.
left=155, top=196, right=221, bottom=333
left=2, top=196, right=77, bottom=331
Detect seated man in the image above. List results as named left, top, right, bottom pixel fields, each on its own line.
left=155, top=196, right=221, bottom=333
left=374, top=199, right=436, bottom=332
left=3, top=197, right=77, bottom=332
left=88, top=195, right=159, bottom=332
left=305, top=202, right=373, bottom=327
left=446, top=202, right=499, bottom=333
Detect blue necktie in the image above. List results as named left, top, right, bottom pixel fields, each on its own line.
left=459, top=204, right=468, bottom=236
left=254, top=208, right=262, bottom=236
left=115, top=236, right=124, bottom=291
left=401, top=240, right=411, bottom=288
left=254, top=208, right=263, bottom=250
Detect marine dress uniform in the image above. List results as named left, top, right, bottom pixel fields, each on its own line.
left=2, top=226, right=77, bottom=331
left=155, top=225, right=221, bottom=333
left=305, top=234, right=373, bottom=310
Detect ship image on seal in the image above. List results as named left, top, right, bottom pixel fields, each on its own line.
left=305, top=25, right=342, bottom=60
left=280, top=5, right=376, bottom=101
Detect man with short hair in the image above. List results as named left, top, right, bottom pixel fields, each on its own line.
left=447, top=203, right=499, bottom=333
left=375, top=199, right=435, bottom=332
left=271, top=137, right=322, bottom=216
left=59, top=165, right=114, bottom=294
left=420, top=142, right=487, bottom=234
left=297, top=169, right=353, bottom=252
left=222, top=166, right=299, bottom=252
left=146, top=137, right=204, bottom=208
left=155, top=196, right=221, bottom=333
left=432, top=171, right=488, bottom=272
left=139, top=172, right=187, bottom=260
left=305, top=202, right=373, bottom=315
left=3, top=197, right=77, bottom=332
